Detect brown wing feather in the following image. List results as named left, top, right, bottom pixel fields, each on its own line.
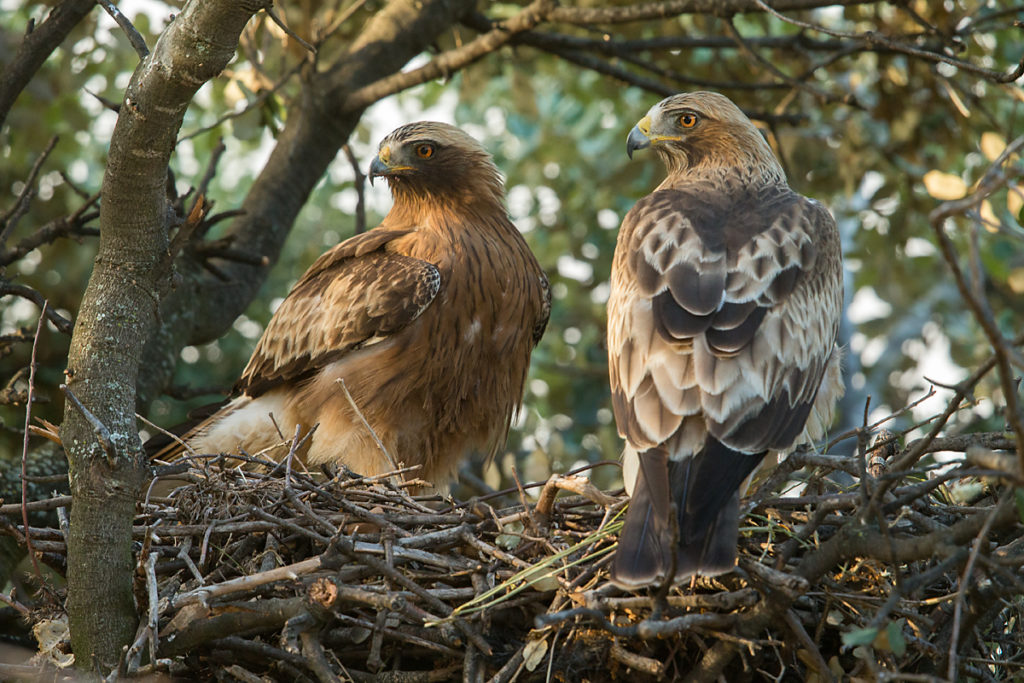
left=237, top=228, right=441, bottom=397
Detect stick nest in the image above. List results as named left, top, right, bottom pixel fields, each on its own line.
left=4, top=429, right=1024, bottom=682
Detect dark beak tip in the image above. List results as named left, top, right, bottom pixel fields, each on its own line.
left=368, top=156, right=389, bottom=185
left=626, top=126, right=651, bottom=160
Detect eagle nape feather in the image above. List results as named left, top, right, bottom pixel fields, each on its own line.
left=612, top=439, right=765, bottom=588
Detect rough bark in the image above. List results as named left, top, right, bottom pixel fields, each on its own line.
left=137, top=0, right=478, bottom=407
left=58, top=0, right=260, bottom=671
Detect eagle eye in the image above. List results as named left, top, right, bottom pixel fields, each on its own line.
left=679, top=113, right=699, bottom=129
left=415, top=144, right=435, bottom=159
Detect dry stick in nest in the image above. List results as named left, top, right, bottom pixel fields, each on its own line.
left=690, top=487, right=1021, bottom=682
left=327, top=535, right=493, bottom=655
left=336, top=378, right=401, bottom=474
left=946, top=491, right=1013, bottom=680
left=124, top=551, right=160, bottom=674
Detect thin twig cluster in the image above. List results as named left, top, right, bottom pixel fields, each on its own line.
left=2, top=405, right=1021, bottom=682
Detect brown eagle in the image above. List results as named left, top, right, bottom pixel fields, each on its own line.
left=153, top=122, right=550, bottom=487
left=607, top=93, right=843, bottom=587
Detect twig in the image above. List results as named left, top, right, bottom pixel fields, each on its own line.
left=125, top=552, right=161, bottom=673
left=342, top=144, right=366, bottom=234
left=610, top=641, right=664, bottom=676
left=178, top=63, right=302, bottom=143
left=0, top=590, right=31, bottom=616
left=724, top=18, right=853, bottom=105
left=20, top=301, right=47, bottom=586
left=0, top=281, right=74, bottom=334
left=0, top=495, right=72, bottom=516
left=331, top=535, right=493, bottom=656
left=928, top=136, right=1024, bottom=472
left=0, top=194, right=100, bottom=267
left=336, top=378, right=400, bottom=472
left=547, top=0, right=872, bottom=24
left=173, top=556, right=323, bottom=609
left=750, top=0, right=1024, bottom=83
left=60, top=383, right=116, bottom=463
left=0, top=135, right=59, bottom=246
left=264, top=3, right=317, bottom=55
left=300, top=629, right=343, bottom=682
left=315, top=0, right=370, bottom=46
left=96, top=0, right=149, bottom=58
left=947, top=492, right=1009, bottom=680
left=535, top=607, right=735, bottom=638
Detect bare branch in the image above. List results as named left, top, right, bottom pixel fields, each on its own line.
left=263, top=3, right=317, bottom=56
left=750, top=0, right=1024, bottom=83
left=343, top=0, right=556, bottom=113
left=96, top=0, right=150, bottom=58
left=60, top=384, right=116, bottom=464
left=0, top=195, right=100, bottom=267
left=546, top=0, right=874, bottom=25
left=0, top=281, right=74, bottom=334
left=177, top=63, right=302, bottom=143
left=0, top=0, right=96, bottom=128
left=723, top=18, right=854, bottom=105
left=20, top=302, right=47, bottom=587
left=929, top=136, right=1024, bottom=473
left=342, top=144, right=367, bottom=234
left=0, top=135, right=59, bottom=247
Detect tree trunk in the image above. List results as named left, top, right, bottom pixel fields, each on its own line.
left=59, top=1, right=259, bottom=671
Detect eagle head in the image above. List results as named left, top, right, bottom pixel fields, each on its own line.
left=626, top=91, right=783, bottom=181
left=369, top=122, right=503, bottom=206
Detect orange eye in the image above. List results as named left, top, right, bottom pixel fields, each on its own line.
left=416, top=144, right=434, bottom=159
left=679, top=113, right=698, bottom=128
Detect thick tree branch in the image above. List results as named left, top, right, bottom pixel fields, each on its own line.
left=343, top=0, right=556, bottom=113
left=546, top=0, right=874, bottom=25
left=58, top=0, right=261, bottom=671
left=0, top=0, right=97, bottom=129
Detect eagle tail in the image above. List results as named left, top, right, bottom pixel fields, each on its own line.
left=144, top=397, right=232, bottom=462
left=612, top=438, right=765, bottom=588
left=612, top=447, right=674, bottom=587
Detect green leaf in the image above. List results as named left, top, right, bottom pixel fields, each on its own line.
left=885, top=621, right=907, bottom=657
left=841, top=627, right=878, bottom=649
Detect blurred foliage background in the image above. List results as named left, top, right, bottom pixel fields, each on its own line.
left=1, top=0, right=1023, bottom=496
